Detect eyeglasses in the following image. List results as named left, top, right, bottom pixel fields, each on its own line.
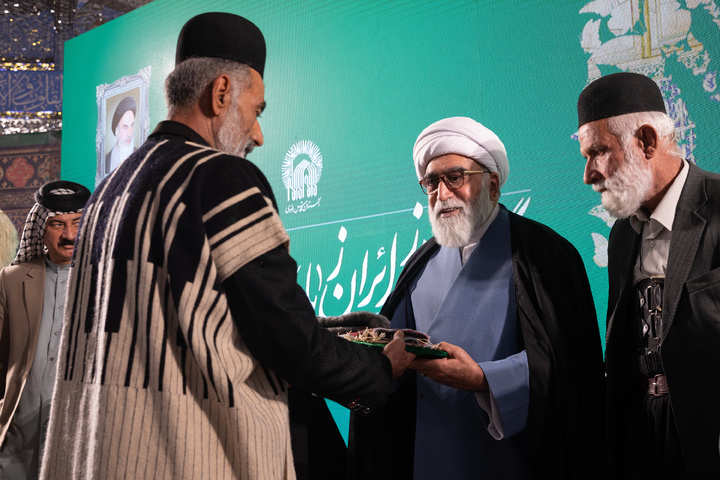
left=418, top=169, right=490, bottom=195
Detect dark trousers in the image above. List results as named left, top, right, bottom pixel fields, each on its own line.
left=621, top=393, right=686, bottom=479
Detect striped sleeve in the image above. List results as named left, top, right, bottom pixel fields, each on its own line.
left=204, top=188, right=289, bottom=282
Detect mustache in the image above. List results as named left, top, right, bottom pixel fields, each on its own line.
left=57, top=239, right=75, bottom=247
left=432, top=199, right=465, bottom=216
left=243, top=141, right=255, bottom=157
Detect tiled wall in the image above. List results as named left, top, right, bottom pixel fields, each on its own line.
left=0, top=137, right=61, bottom=235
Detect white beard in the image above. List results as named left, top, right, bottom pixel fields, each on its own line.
left=110, top=139, right=134, bottom=172
left=115, top=139, right=134, bottom=158
left=429, top=181, right=496, bottom=248
left=594, top=144, right=653, bottom=219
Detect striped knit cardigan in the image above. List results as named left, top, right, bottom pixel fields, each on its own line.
left=40, top=122, right=392, bottom=480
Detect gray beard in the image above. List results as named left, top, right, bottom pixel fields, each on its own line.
left=429, top=184, right=496, bottom=248
left=110, top=140, right=134, bottom=171
left=215, top=104, right=254, bottom=158
left=594, top=144, right=653, bottom=219
left=115, top=139, right=134, bottom=159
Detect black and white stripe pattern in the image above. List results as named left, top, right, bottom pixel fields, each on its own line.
left=42, top=137, right=294, bottom=479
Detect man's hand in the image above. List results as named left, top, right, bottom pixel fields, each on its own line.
left=410, top=341, right=488, bottom=391
left=381, top=330, right=416, bottom=378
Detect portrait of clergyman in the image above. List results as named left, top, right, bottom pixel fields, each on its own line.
left=96, top=67, right=151, bottom=186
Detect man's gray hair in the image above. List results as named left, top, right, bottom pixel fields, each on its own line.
left=165, top=57, right=252, bottom=117
left=606, top=111, right=682, bottom=158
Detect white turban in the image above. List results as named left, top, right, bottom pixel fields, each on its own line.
left=413, top=117, right=509, bottom=188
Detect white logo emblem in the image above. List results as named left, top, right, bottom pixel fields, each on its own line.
left=282, top=140, right=323, bottom=214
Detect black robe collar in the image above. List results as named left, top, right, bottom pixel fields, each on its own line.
left=149, top=120, right=210, bottom=146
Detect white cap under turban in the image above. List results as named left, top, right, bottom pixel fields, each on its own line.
left=413, top=117, right=509, bottom=188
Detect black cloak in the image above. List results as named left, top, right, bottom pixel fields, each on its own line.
left=348, top=208, right=607, bottom=479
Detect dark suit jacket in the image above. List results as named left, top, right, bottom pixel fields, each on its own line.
left=605, top=162, right=720, bottom=476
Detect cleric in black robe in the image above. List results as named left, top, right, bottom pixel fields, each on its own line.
left=348, top=117, right=606, bottom=480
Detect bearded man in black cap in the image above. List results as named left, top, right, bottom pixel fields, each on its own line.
left=578, top=71, right=720, bottom=478
left=105, top=95, right=137, bottom=175
left=0, top=180, right=90, bottom=479
left=40, top=12, right=413, bottom=480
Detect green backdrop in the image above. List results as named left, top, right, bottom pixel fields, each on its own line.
left=61, top=0, right=720, bottom=444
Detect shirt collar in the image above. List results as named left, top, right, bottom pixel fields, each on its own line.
left=45, top=256, right=70, bottom=273
left=630, top=159, right=688, bottom=235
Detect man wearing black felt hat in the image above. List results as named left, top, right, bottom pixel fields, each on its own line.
left=40, top=12, right=414, bottom=480
left=578, top=71, right=720, bottom=478
left=0, top=180, right=90, bottom=479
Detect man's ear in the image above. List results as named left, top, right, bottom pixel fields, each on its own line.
left=489, top=172, right=501, bottom=201
left=210, top=74, right=231, bottom=117
left=638, top=124, right=659, bottom=158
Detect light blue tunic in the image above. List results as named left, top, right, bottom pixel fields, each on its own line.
left=0, top=259, right=68, bottom=480
left=394, top=208, right=531, bottom=480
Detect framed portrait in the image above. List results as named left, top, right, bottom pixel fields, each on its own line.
left=96, top=66, right=151, bottom=186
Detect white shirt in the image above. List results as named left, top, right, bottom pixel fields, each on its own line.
left=629, top=160, right=689, bottom=283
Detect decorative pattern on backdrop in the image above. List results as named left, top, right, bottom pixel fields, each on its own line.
left=0, top=141, right=61, bottom=234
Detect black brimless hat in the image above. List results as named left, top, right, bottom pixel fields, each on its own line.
left=175, top=12, right=266, bottom=78
left=577, top=72, right=666, bottom=127
left=35, top=180, right=91, bottom=212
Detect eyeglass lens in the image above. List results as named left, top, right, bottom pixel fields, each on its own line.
left=423, top=171, right=466, bottom=192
